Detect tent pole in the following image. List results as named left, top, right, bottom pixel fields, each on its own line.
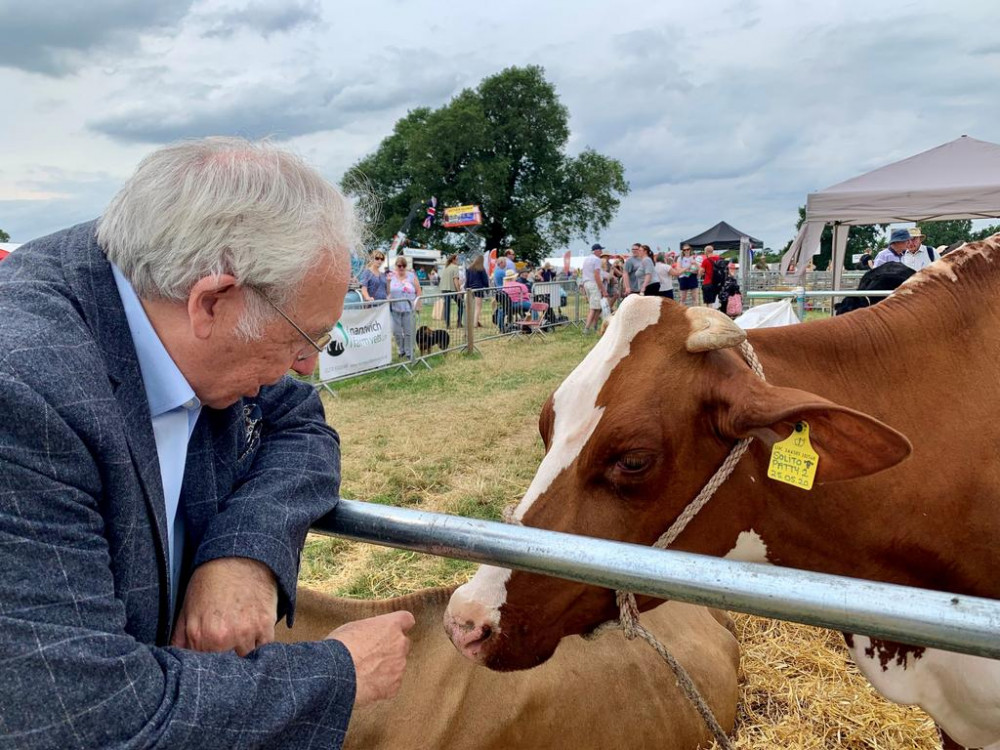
left=831, top=223, right=848, bottom=316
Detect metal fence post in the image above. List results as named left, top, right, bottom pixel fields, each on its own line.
left=465, top=287, right=475, bottom=354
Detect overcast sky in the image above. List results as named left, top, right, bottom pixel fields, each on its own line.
left=2, top=0, right=998, bottom=252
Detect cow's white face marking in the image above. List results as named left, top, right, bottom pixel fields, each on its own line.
left=513, top=295, right=663, bottom=523
left=723, top=529, right=771, bottom=564
left=848, top=638, right=1000, bottom=748
left=453, top=296, right=663, bottom=617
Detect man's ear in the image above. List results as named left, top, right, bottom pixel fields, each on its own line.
left=714, top=376, right=912, bottom=483
left=187, top=274, right=240, bottom=340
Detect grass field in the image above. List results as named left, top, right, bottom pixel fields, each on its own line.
left=302, top=323, right=937, bottom=749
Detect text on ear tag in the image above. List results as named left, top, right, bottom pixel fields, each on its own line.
left=767, top=421, right=819, bottom=490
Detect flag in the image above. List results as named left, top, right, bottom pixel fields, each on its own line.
left=422, top=197, right=437, bottom=229
left=563, top=251, right=571, bottom=275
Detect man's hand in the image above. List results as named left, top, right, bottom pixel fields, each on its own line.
left=329, top=611, right=415, bottom=707
left=171, top=557, right=278, bottom=656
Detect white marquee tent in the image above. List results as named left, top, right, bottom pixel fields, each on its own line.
left=783, top=135, right=1000, bottom=288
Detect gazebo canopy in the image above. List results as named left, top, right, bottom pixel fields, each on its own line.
left=681, top=221, right=763, bottom=251
left=784, top=135, right=1000, bottom=278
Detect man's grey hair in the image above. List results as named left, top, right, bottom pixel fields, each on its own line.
left=96, top=137, right=362, bottom=339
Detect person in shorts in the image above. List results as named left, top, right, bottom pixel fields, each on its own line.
left=581, top=243, right=607, bottom=332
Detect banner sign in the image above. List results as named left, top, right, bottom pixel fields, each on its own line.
left=318, top=303, right=392, bottom=380
left=441, top=204, right=482, bottom=228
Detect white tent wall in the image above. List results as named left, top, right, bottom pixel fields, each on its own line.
left=783, top=136, right=1000, bottom=278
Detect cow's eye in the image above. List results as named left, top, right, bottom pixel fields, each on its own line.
left=617, top=452, right=653, bottom=473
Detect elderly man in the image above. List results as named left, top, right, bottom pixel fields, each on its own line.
left=873, top=228, right=912, bottom=267
left=0, top=137, right=413, bottom=748
left=902, top=226, right=937, bottom=271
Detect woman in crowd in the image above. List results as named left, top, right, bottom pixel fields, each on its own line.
left=638, top=245, right=659, bottom=296
left=358, top=250, right=388, bottom=303
left=388, top=257, right=421, bottom=358
left=502, top=268, right=532, bottom=317
left=676, top=244, right=698, bottom=306
left=653, top=252, right=677, bottom=299
left=464, top=254, right=491, bottom=327
left=717, top=262, right=743, bottom=319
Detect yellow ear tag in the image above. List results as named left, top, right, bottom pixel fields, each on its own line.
left=767, top=421, right=819, bottom=490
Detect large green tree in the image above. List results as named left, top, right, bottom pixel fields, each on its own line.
left=342, top=66, right=629, bottom=265
left=784, top=207, right=886, bottom=270
left=971, top=223, right=1000, bottom=241
left=919, top=219, right=971, bottom=248
left=0, top=228, right=9, bottom=242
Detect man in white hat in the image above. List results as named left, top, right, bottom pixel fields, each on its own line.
left=903, top=226, right=937, bottom=271
left=581, top=243, right=608, bottom=332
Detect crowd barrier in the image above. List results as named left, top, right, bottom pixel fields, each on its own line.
left=312, top=500, right=1000, bottom=660
left=312, top=281, right=586, bottom=390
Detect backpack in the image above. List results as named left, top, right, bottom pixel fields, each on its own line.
left=711, top=257, right=729, bottom=286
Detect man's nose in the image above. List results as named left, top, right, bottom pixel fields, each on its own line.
left=291, top=352, right=319, bottom=376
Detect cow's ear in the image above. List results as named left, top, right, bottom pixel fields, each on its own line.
left=717, top=379, right=912, bottom=483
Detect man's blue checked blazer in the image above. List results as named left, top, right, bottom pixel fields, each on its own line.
left=0, top=222, right=356, bottom=748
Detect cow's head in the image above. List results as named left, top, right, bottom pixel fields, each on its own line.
left=444, top=296, right=911, bottom=670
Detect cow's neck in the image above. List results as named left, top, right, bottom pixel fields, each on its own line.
left=706, top=260, right=1000, bottom=599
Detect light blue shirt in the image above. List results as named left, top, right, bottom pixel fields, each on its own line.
left=111, top=264, right=202, bottom=613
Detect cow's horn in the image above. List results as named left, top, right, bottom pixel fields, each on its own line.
left=685, top=306, right=747, bottom=352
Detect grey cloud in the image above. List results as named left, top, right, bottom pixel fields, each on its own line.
left=200, top=0, right=322, bottom=39
left=0, top=169, right=122, bottom=243
left=87, top=51, right=462, bottom=143
left=0, top=0, right=195, bottom=76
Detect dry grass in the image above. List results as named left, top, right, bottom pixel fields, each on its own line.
left=303, top=326, right=939, bottom=749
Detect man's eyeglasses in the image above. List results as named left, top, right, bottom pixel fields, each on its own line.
left=255, top=291, right=332, bottom=361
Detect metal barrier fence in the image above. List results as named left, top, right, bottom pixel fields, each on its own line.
left=313, top=500, right=1000, bottom=660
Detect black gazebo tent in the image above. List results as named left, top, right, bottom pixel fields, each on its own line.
left=681, top=221, right=763, bottom=251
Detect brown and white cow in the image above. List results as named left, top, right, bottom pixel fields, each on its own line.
left=445, top=237, right=1000, bottom=750
left=277, top=586, right=740, bottom=749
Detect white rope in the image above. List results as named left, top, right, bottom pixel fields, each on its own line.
left=600, top=339, right=767, bottom=750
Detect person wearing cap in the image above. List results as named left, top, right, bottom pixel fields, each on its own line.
left=902, top=226, right=937, bottom=271
left=581, top=243, right=608, bottom=332
left=873, top=228, right=913, bottom=268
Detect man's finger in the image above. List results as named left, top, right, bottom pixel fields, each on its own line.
left=391, top=610, right=416, bottom=633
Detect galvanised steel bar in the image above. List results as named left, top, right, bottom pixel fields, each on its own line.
left=747, top=289, right=891, bottom=298
left=313, top=500, right=1000, bottom=660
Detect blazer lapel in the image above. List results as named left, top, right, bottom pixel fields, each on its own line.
left=65, top=224, right=172, bottom=634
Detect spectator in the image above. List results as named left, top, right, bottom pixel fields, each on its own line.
left=624, top=243, right=655, bottom=295
left=699, top=244, right=723, bottom=307
left=0, top=136, right=414, bottom=747
left=874, top=229, right=912, bottom=267
left=606, top=259, right=624, bottom=310
left=517, top=266, right=533, bottom=292
left=903, top=226, right=937, bottom=271
left=856, top=250, right=875, bottom=271
left=637, top=244, right=658, bottom=296
left=540, top=262, right=555, bottom=282
left=653, top=252, right=677, bottom=299
left=429, top=268, right=439, bottom=286
left=492, top=256, right=509, bottom=288
left=438, top=254, right=464, bottom=328
left=465, top=255, right=490, bottom=327
left=717, top=262, right=743, bottom=318
left=389, top=257, right=421, bottom=358
left=502, top=268, right=532, bottom=316
left=359, top=251, right=388, bottom=303
left=581, top=243, right=607, bottom=333
left=676, top=244, right=699, bottom=305
left=504, top=248, right=517, bottom=271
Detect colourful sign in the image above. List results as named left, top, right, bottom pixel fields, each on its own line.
left=441, top=204, right=482, bottom=228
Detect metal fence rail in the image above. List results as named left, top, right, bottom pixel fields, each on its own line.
left=312, top=500, right=1000, bottom=660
